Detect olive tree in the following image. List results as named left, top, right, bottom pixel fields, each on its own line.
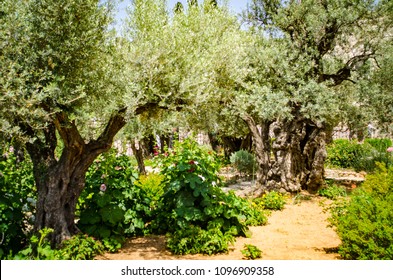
left=0, top=0, right=175, bottom=246
left=236, top=0, right=390, bottom=192
left=1, top=0, right=125, bottom=246
left=0, top=0, right=244, bottom=246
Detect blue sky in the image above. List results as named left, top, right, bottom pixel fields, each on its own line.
left=115, top=0, right=250, bottom=24
left=166, top=0, right=250, bottom=15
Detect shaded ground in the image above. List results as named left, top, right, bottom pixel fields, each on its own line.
left=96, top=195, right=341, bottom=260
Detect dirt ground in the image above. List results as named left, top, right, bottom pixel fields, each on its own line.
left=96, top=195, right=341, bottom=260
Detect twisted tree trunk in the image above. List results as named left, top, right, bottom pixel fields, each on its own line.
left=26, top=110, right=127, bottom=247
left=243, top=114, right=327, bottom=193
left=269, top=117, right=327, bottom=192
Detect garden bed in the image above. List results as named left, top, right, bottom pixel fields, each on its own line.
left=95, top=195, right=341, bottom=260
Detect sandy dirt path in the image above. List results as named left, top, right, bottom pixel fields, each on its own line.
left=96, top=196, right=341, bottom=260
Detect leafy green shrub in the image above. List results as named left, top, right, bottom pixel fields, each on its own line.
left=0, top=145, right=35, bottom=258
left=326, top=138, right=393, bottom=172
left=12, top=228, right=58, bottom=260
left=241, top=244, right=262, bottom=259
left=253, top=191, right=286, bottom=211
left=134, top=173, right=165, bottom=210
left=353, top=138, right=393, bottom=172
left=166, top=226, right=235, bottom=255
left=12, top=228, right=104, bottom=260
left=318, top=184, right=347, bottom=200
left=153, top=139, right=266, bottom=255
left=57, top=233, right=105, bottom=260
left=326, top=139, right=361, bottom=169
left=364, top=138, right=392, bottom=150
left=230, top=150, right=257, bottom=175
left=78, top=150, right=152, bottom=252
left=329, top=164, right=393, bottom=259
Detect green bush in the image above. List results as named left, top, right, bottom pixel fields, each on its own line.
left=353, top=138, right=393, bottom=172
left=318, top=184, right=347, bottom=200
left=326, top=138, right=393, bottom=172
left=230, top=150, right=257, bottom=175
left=241, top=244, right=262, bottom=260
left=326, top=139, right=361, bottom=169
left=153, top=139, right=266, bottom=255
left=253, top=191, right=286, bottom=211
left=12, top=228, right=104, bottom=260
left=57, top=233, right=105, bottom=260
left=134, top=172, right=165, bottom=210
left=0, top=145, right=35, bottom=258
left=12, top=228, right=58, bottom=260
left=77, top=150, right=152, bottom=252
left=364, top=138, right=392, bottom=150
left=166, top=226, right=235, bottom=255
left=330, top=164, right=393, bottom=259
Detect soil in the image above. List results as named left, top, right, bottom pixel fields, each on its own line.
left=95, top=194, right=341, bottom=260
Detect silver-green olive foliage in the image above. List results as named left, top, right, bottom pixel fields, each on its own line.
left=0, top=0, right=131, bottom=246
left=122, top=0, right=249, bottom=138
left=0, top=0, right=120, bottom=142
left=241, top=0, right=389, bottom=127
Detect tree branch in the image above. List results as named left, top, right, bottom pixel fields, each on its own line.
left=318, top=52, right=375, bottom=86
left=53, top=112, right=85, bottom=151
left=86, top=107, right=127, bottom=154
left=317, top=19, right=340, bottom=57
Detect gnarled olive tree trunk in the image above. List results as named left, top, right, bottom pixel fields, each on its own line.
left=25, top=110, right=126, bottom=247
left=243, top=114, right=327, bottom=193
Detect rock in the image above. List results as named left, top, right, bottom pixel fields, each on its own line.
left=324, top=168, right=365, bottom=187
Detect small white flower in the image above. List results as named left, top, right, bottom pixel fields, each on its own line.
left=198, top=175, right=205, bottom=181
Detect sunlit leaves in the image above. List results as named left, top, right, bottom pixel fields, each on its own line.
left=0, top=0, right=117, bottom=142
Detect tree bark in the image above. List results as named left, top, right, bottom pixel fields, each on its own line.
left=130, top=139, right=146, bottom=175
left=243, top=114, right=327, bottom=193
left=159, top=135, right=170, bottom=153
left=269, top=116, right=327, bottom=192
left=141, top=135, right=156, bottom=157
left=26, top=109, right=127, bottom=247
left=242, top=115, right=272, bottom=190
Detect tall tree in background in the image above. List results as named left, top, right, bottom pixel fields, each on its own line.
left=241, top=0, right=390, bottom=192
left=125, top=0, right=248, bottom=157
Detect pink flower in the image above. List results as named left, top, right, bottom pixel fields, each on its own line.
left=100, top=184, right=107, bottom=192
left=387, top=147, right=393, bottom=153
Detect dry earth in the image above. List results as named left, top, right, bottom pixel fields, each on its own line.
left=96, top=195, right=341, bottom=260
